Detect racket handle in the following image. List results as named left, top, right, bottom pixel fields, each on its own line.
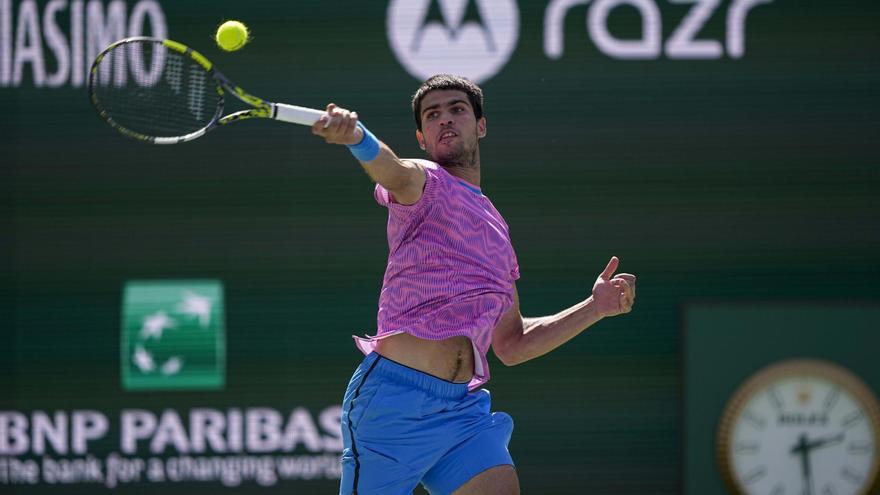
left=272, top=103, right=326, bottom=126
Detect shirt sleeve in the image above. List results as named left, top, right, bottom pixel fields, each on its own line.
left=373, top=161, right=447, bottom=217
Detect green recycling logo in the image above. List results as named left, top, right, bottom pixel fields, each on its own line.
left=121, top=280, right=225, bottom=391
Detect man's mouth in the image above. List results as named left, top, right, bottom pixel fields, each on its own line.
left=438, top=130, right=458, bottom=143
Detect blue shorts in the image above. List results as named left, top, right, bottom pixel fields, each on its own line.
left=339, top=352, right=514, bottom=495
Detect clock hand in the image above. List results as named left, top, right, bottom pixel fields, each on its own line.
left=804, top=432, right=845, bottom=451
left=790, top=433, right=814, bottom=495
left=791, top=431, right=844, bottom=495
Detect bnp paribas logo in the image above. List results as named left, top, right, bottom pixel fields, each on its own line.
left=121, top=280, right=225, bottom=391
left=387, top=0, right=520, bottom=84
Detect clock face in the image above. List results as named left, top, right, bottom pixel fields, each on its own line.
left=718, top=360, right=880, bottom=495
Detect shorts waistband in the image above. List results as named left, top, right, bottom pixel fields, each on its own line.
left=364, top=352, right=469, bottom=400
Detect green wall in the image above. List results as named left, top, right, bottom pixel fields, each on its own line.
left=2, top=1, right=879, bottom=493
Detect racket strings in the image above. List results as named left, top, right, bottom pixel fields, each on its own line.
left=91, top=41, right=220, bottom=139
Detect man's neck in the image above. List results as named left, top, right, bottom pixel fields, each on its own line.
left=441, top=164, right=481, bottom=188
left=437, top=147, right=482, bottom=187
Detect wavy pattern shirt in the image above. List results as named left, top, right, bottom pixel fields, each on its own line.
left=353, top=160, right=520, bottom=390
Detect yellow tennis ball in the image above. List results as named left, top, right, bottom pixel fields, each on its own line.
left=215, top=20, right=249, bottom=52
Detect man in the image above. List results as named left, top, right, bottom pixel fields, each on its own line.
left=312, top=74, right=636, bottom=495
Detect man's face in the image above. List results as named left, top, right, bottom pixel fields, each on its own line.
left=416, top=89, right=486, bottom=166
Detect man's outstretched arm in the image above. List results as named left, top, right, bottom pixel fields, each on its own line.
left=311, top=103, right=426, bottom=205
left=491, top=257, right=636, bottom=366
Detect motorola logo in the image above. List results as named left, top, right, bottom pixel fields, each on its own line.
left=386, top=0, right=520, bottom=84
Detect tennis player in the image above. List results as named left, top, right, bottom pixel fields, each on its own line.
left=312, top=74, right=636, bottom=495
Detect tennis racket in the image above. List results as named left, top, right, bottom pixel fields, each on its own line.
left=88, top=37, right=326, bottom=144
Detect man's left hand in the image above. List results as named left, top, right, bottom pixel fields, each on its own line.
left=592, top=256, right=636, bottom=318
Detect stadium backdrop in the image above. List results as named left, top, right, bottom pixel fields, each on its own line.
left=1, top=0, right=878, bottom=493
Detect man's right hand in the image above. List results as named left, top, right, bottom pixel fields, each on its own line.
left=311, top=103, right=363, bottom=145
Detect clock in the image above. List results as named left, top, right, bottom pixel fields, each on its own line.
left=717, top=359, right=880, bottom=495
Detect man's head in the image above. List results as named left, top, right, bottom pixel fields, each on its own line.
left=411, top=74, right=486, bottom=168
left=412, top=74, right=484, bottom=131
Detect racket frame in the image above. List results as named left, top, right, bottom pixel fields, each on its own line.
left=88, top=37, right=324, bottom=145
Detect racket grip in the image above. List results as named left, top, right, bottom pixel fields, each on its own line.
left=272, top=103, right=326, bottom=126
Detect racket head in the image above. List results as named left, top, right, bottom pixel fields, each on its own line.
left=88, top=37, right=226, bottom=144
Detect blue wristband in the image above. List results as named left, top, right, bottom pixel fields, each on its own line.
left=347, top=122, right=381, bottom=162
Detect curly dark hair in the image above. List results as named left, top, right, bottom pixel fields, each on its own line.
left=411, top=74, right=484, bottom=131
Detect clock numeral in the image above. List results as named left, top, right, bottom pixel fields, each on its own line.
left=847, top=442, right=872, bottom=455
left=734, top=442, right=760, bottom=454
left=743, top=410, right=767, bottom=429
left=742, top=466, right=766, bottom=485
left=841, top=467, right=864, bottom=484
left=769, top=387, right=784, bottom=410
left=841, top=411, right=863, bottom=429
left=823, top=387, right=840, bottom=412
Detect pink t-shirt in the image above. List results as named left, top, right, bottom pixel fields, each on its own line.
left=353, top=160, right=520, bottom=390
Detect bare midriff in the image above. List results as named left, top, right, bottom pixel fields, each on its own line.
left=375, top=332, right=475, bottom=384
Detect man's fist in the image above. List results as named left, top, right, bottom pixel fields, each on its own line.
left=311, top=103, right=363, bottom=145
left=592, top=256, right=636, bottom=318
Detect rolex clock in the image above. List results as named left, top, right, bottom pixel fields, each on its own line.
left=717, top=359, right=880, bottom=495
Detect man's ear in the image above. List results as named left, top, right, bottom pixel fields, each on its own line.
left=477, top=117, right=487, bottom=139
left=416, top=129, right=426, bottom=150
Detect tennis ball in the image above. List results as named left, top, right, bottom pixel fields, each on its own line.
left=215, top=20, right=249, bottom=52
